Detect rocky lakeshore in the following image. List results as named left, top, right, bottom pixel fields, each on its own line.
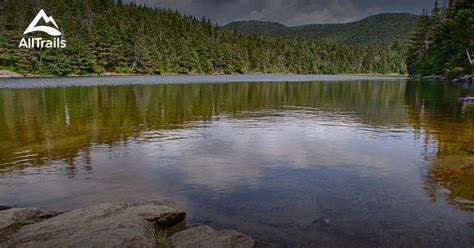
left=0, top=70, right=23, bottom=78
left=420, top=74, right=473, bottom=83
left=0, top=201, right=260, bottom=248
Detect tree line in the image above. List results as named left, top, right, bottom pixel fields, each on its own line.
left=0, top=0, right=408, bottom=76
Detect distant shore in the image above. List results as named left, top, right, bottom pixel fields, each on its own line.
left=6, top=70, right=469, bottom=83
left=0, top=69, right=407, bottom=79
left=0, top=73, right=409, bottom=89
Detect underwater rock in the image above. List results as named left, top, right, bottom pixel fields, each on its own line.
left=171, top=225, right=256, bottom=248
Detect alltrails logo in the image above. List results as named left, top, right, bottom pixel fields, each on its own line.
left=19, top=9, right=67, bottom=48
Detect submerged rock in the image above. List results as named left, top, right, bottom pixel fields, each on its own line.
left=1, top=201, right=185, bottom=247
left=171, top=225, right=256, bottom=248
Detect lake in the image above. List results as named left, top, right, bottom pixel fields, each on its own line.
left=0, top=75, right=473, bottom=247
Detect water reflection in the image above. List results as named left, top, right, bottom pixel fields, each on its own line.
left=406, top=81, right=474, bottom=211
left=0, top=81, right=408, bottom=172
left=0, top=80, right=473, bottom=247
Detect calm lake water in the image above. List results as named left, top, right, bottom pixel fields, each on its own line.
left=0, top=76, right=473, bottom=247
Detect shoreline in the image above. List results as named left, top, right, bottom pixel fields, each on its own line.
left=0, top=73, right=409, bottom=89
left=5, top=70, right=471, bottom=83
left=0, top=201, right=260, bottom=247
left=0, top=69, right=407, bottom=79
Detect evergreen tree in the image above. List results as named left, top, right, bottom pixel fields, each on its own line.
left=0, top=0, right=409, bottom=76
left=406, top=10, right=432, bottom=75
left=407, top=0, right=473, bottom=77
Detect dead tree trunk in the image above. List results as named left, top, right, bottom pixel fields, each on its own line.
left=467, top=48, right=473, bottom=65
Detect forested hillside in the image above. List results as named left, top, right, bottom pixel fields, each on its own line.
left=0, top=0, right=407, bottom=76
left=225, top=13, right=419, bottom=45
left=407, top=0, right=473, bottom=77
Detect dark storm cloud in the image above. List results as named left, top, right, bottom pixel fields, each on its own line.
left=133, top=0, right=435, bottom=26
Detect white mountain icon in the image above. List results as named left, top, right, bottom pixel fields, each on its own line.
left=24, top=9, right=61, bottom=36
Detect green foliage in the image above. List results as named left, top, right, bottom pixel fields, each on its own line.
left=0, top=0, right=408, bottom=76
left=154, top=229, right=171, bottom=248
left=225, top=13, right=420, bottom=45
left=407, top=0, right=474, bottom=77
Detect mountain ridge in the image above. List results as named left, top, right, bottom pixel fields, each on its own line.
left=225, top=13, right=420, bottom=45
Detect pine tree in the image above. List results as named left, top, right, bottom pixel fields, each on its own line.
left=0, top=0, right=409, bottom=76
left=406, top=9, right=431, bottom=75
left=407, top=0, right=473, bottom=77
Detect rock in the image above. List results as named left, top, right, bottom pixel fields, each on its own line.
left=0, top=208, right=55, bottom=243
left=1, top=201, right=185, bottom=248
left=453, top=75, right=473, bottom=83
left=421, top=75, right=448, bottom=81
left=0, top=70, right=22, bottom=78
left=171, top=225, right=256, bottom=248
left=0, top=202, right=260, bottom=248
left=0, top=206, right=12, bottom=211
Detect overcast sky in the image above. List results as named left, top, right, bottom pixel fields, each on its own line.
left=133, top=0, right=435, bottom=26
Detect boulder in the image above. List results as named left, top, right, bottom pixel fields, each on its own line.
left=0, top=70, right=22, bottom=78
left=0, top=208, right=55, bottom=243
left=1, top=201, right=185, bottom=248
left=1, top=202, right=259, bottom=248
left=171, top=225, right=256, bottom=248
left=0, top=206, right=12, bottom=211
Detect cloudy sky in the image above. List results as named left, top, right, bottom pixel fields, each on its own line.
left=134, top=0, right=434, bottom=26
